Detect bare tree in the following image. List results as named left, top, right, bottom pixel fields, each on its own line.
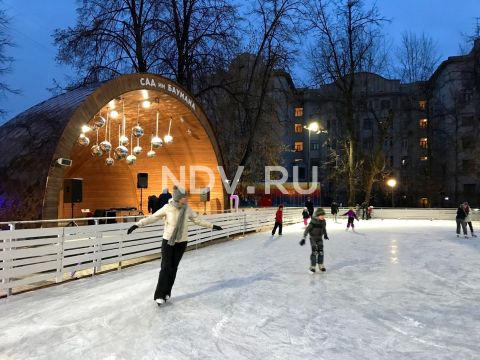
left=0, top=3, right=17, bottom=117
left=53, top=0, right=238, bottom=91
left=459, top=17, right=480, bottom=55
left=199, top=0, right=302, bottom=181
left=305, top=0, right=387, bottom=206
left=395, top=31, right=441, bottom=83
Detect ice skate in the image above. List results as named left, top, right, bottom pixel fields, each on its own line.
left=155, top=298, right=166, bottom=306
left=472, top=234, right=477, bottom=238
left=464, top=235, right=469, bottom=239
left=309, top=266, right=316, bottom=274
left=319, top=264, right=326, bottom=272
left=165, top=295, right=170, bottom=301
left=457, top=234, right=460, bottom=238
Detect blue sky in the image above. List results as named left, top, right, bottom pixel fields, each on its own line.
left=0, top=0, right=479, bottom=123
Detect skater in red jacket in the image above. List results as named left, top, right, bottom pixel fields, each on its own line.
left=272, top=204, right=284, bottom=236
left=342, top=207, right=359, bottom=231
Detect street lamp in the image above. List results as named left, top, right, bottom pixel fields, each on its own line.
left=303, top=121, right=327, bottom=185
left=387, top=178, right=397, bottom=207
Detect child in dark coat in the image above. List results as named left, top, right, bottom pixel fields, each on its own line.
left=272, top=204, right=284, bottom=236
left=299, top=208, right=329, bottom=273
left=342, top=207, right=359, bottom=231
left=302, top=207, right=310, bottom=226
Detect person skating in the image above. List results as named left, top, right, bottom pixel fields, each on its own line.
left=272, top=204, right=284, bottom=236
left=342, top=207, right=359, bottom=231
left=305, top=197, right=314, bottom=218
left=127, top=186, right=223, bottom=306
left=330, top=201, right=339, bottom=222
left=456, top=203, right=468, bottom=238
left=299, top=208, right=329, bottom=273
left=463, top=202, right=477, bottom=237
left=302, top=207, right=310, bottom=226
left=361, top=201, right=368, bottom=220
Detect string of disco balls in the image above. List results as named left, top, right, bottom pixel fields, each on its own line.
left=77, top=101, right=173, bottom=166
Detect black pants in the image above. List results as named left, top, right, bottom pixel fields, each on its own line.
left=456, top=219, right=467, bottom=235
left=310, top=238, right=324, bottom=266
left=154, top=239, right=187, bottom=300
left=272, top=221, right=282, bottom=235
left=467, top=221, right=474, bottom=234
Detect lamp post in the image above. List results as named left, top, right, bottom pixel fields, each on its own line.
left=387, top=178, right=397, bottom=207
left=304, top=121, right=323, bottom=186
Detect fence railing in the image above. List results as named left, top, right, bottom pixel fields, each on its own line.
left=1, top=206, right=477, bottom=297
left=0, top=208, right=302, bottom=297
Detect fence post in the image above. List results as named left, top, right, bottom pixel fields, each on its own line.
left=118, top=233, right=124, bottom=270
left=55, top=227, right=65, bottom=283
left=2, top=224, right=15, bottom=297
left=243, top=213, right=246, bottom=236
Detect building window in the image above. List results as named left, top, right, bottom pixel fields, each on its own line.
left=381, top=99, right=391, bottom=110
left=294, top=142, right=304, bottom=152
left=464, top=184, right=476, bottom=194
left=462, top=136, right=475, bottom=149
left=294, top=123, right=303, bottom=133
left=463, top=90, right=473, bottom=102
left=294, top=107, right=303, bottom=117
left=419, top=100, right=427, bottom=111
left=401, top=138, right=408, bottom=153
left=311, top=142, right=320, bottom=151
left=363, top=118, right=373, bottom=130
left=462, top=116, right=475, bottom=127
left=419, top=119, right=428, bottom=128
left=462, top=160, right=475, bottom=172
left=419, top=138, right=428, bottom=149
left=420, top=156, right=428, bottom=161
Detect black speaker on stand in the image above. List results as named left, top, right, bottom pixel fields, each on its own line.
left=64, top=178, right=83, bottom=226
left=137, top=173, right=148, bottom=211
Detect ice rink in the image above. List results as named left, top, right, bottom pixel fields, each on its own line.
left=1, top=219, right=479, bottom=360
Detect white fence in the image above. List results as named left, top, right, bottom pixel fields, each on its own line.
left=0, top=208, right=302, bottom=297
left=1, top=206, right=477, bottom=297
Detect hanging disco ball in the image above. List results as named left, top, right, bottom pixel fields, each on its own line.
left=113, top=151, right=122, bottom=161
left=90, top=145, right=103, bottom=157
left=151, top=136, right=163, bottom=148
left=133, top=145, right=143, bottom=155
left=119, top=135, right=129, bottom=146
left=105, top=157, right=114, bottom=166
left=94, top=116, right=106, bottom=128
left=126, top=154, right=137, bottom=165
left=114, top=145, right=128, bottom=159
left=78, top=134, right=90, bottom=146
left=99, top=140, right=112, bottom=152
left=164, top=134, right=173, bottom=144
left=132, top=125, right=144, bottom=138
left=147, top=150, right=156, bottom=158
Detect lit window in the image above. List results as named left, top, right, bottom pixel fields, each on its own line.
left=419, top=138, right=428, bottom=149
left=294, top=142, right=304, bottom=152
left=311, top=142, right=320, bottom=150
left=294, top=107, right=304, bottom=117
left=420, top=156, right=428, bottom=161
left=419, top=119, right=428, bottom=128
left=294, top=124, right=303, bottom=133
left=419, top=101, right=427, bottom=111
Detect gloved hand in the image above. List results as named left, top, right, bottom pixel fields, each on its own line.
left=299, top=238, right=305, bottom=246
left=212, top=225, right=223, bottom=231
left=324, top=236, right=329, bottom=240
left=127, top=225, right=138, bottom=234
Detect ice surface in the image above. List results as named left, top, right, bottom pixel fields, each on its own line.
left=1, top=219, right=479, bottom=360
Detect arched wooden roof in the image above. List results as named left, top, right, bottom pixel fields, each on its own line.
left=0, top=74, right=225, bottom=222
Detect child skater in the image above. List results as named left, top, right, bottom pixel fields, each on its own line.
left=342, top=207, right=359, bottom=231
left=272, top=204, right=284, bottom=236
left=302, top=207, right=310, bottom=226
left=299, top=208, right=329, bottom=273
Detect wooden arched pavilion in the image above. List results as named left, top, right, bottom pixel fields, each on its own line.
left=0, top=74, right=225, bottom=222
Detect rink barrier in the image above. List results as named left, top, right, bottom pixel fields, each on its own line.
left=0, top=208, right=302, bottom=297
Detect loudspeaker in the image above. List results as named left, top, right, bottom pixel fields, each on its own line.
left=64, top=178, right=83, bottom=203
left=200, top=187, right=210, bottom=202
left=137, top=173, right=148, bottom=189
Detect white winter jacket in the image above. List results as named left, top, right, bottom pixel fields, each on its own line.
left=135, top=201, right=213, bottom=242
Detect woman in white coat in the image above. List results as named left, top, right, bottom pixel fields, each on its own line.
left=127, top=186, right=223, bottom=305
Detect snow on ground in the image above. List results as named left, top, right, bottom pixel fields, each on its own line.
left=1, top=219, right=479, bottom=360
